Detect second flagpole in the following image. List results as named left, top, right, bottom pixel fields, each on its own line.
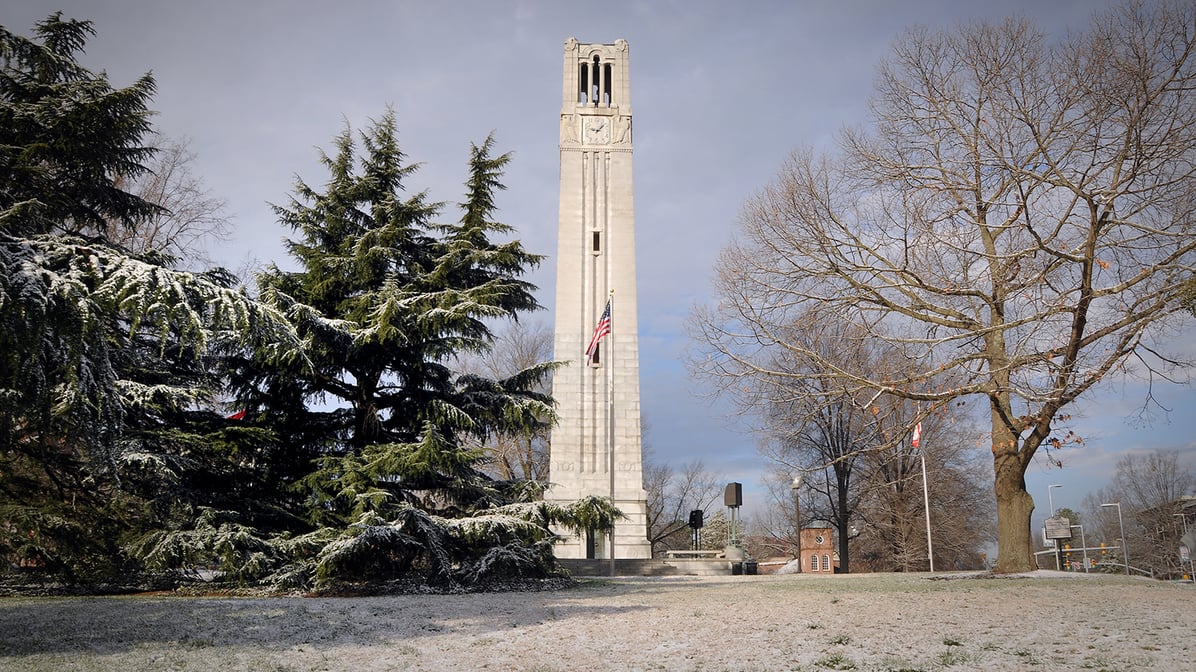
left=607, top=289, right=616, bottom=577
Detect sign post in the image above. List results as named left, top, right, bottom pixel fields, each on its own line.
left=1044, top=516, right=1073, bottom=571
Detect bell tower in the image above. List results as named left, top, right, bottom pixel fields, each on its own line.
left=547, top=38, right=651, bottom=560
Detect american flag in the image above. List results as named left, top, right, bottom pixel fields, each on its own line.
left=585, top=299, right=612, bottom=362
left=911, top=422, right=922, bottom=448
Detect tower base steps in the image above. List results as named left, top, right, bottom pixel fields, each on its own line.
left=557, top=558, right=734, bottom=577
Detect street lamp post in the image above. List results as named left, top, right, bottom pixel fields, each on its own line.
left=791, top=474, right=803, bottom=573
left=1101, top=502, right=1129, bottom=576
left=1048, top=484, right=1063, bottom=516
left=1048, top=484, right=1064, bottom=570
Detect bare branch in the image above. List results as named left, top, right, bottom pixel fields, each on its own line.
left=692, top=0, right=1196, bottom=573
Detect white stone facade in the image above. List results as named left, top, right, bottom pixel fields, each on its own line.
left=547, top=38, right=651, bottom=560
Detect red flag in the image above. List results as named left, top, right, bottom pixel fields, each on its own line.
left=585, top=299, right=612, bottom=363
left=912, top=422, right=922, bottom=448
left=227, top=410, right=247, bottom=421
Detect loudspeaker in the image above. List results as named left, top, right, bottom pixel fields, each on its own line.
left=689, top=509, right=704, bottom=529
left=724, top=482, right=742, bottom=507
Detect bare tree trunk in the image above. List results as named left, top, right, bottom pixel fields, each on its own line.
left=836, top=472, right=851, bottom=573
left=993, top=462, right=1035, bottom=573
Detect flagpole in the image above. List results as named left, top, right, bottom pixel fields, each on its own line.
left=913, top=423, right=934, bottom=573
left=607, top=289, right=616, bottom=577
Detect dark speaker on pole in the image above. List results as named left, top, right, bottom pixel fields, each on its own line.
left=724, top=482, right=742, bottom=507
left=689, top=509, right=704, bottom=528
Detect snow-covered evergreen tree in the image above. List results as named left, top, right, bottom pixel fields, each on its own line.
left=0, top=13, right=159, bottom=238
left=0, top=14, right=299, bottom=582
left=3, top=14, right=615, bottom=590
left=219, top=111, right=576, bottom=589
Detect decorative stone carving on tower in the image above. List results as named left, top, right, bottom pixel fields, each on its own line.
left=547, top=37, right=651, bottom=560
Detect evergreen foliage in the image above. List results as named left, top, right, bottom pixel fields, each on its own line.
left=1182, top=276, right=1196, bottom=317
left=0, top=14, right=300, bottom=583
left=2, top=14, right=615, bottom=592
left=214, top=110, right=578, bottom=590
left=0, top=13, right=160, bottom=238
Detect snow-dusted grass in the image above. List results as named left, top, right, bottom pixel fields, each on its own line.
left=1, top=571, right=1191, bottom=671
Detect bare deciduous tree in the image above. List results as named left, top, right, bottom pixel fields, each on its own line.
left=458, top=320, right=554, bottom=481
left=750, top=326, right=890, bottom=573
left=104, top=137, right=230, bottom=268
left=853, top=414, right=994, bottom=572
left=747, top=406, right=993, bottom=572
left=746, top=465, right=822, bottom=561
left=704, top=302, right=989, bottom=571
left=643, top=456, right=721, bottom=556
left=692, top=1, right=1196, bottom=572
left=1083, top=449, right=1195, bottom=577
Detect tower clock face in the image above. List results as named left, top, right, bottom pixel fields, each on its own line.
left=585, top=117, right=610, bottom=144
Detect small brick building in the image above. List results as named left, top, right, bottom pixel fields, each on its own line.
left=799, top=527, right=837, bottom=573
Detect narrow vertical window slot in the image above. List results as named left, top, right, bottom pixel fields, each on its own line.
left=592, top=230, right=601, bottom=254
left=592, top=55, right=601, bottom=106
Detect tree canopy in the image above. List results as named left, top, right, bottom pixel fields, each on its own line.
left=694, top=0, right=1196, bottom=572
left=2, top=14, right=600, bottom=591
left=0, top=13, right=159, bottom=238
left=0, top=14, right=300, bottom=581
left=192, top=111, right=574, bottom=589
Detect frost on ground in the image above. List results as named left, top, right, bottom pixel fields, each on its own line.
left=0, top=571, right=1191, bottom=671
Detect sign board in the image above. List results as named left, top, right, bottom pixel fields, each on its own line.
left=1044, top=515, right=1073, bottom=540
left=1181, top=545, right=1190, bottom=563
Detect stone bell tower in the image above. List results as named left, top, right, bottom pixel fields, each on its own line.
left=547, top=38, right=651, bottom=560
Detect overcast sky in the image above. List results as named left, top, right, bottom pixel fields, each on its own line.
left=10, top=0, right=1193, bottom=527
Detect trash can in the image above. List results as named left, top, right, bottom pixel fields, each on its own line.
left=743, top=560, right=758, bottom=575
left=731, top=562, right=743, bottom=575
